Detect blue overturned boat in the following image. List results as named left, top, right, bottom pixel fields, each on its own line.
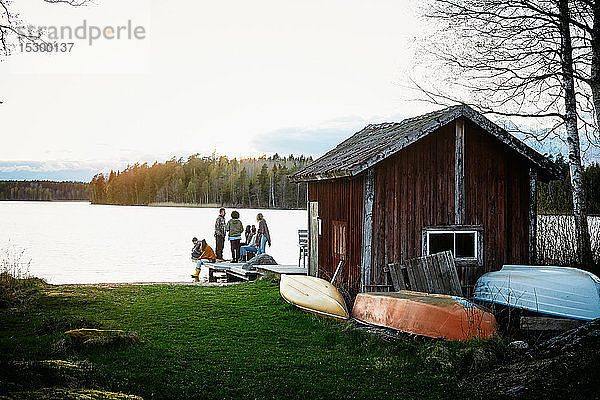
left=473, top=265, right=600, bottom=321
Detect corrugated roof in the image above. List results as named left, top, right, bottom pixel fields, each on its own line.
left=290, top=105, right=560, bottom=182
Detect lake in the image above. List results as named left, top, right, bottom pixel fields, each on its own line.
left=0, top=202, right=307, bottom=284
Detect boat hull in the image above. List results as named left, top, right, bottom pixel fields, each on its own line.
left=473, top=265, right=600, bottom=321
left=351, top=291, right=497, bottom=340
left=280, top=274, right=349, bottom=320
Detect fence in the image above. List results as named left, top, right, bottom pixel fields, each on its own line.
left=537, top=215, right=600, bottom=266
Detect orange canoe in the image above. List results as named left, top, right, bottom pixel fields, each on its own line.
left=351, top=291, right=497, bottom=340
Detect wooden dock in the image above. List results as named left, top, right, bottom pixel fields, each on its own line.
left=256, top=265, right=307, bottom=277
left=204, top=262, right=306, bottom=282
left=206, top=262, right=259, bottom=282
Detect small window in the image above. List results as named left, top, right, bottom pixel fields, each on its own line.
left=425, top=229, right=479, bottom=262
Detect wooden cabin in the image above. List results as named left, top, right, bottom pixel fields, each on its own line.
left=290, top=105, right=560, bottom=298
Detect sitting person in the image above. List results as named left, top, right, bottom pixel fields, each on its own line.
left=240, top=226, right=258, bottom=262
left=242, top=225, right=252, bottom=246
left=191, top=236, right=203, bottom=259
left=191, top=238, right=216, bottom=278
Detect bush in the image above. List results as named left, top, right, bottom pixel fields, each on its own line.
left=0, top=245, right=45, bottom=308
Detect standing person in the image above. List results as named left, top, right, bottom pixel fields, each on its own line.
left=214, top=208, right=226, bottom=260
left=225, top=210, right=244, bottom=262
left=256, top=213, right=271, bottom=255
left=191, top=238, right=216, bottom=278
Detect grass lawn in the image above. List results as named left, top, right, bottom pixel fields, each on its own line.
left=0, top=279, right=505, bottom=400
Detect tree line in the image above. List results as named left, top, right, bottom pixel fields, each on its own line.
left=87, top=153, right=312, bottom=209
left=2, top=153, right=598, bottom=215
left=0, top=181, right=88, bottom=201
left=538, top=155, right=600, bottom=215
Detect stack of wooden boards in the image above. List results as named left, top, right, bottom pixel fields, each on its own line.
left=385, top=250, right=462, bottom=296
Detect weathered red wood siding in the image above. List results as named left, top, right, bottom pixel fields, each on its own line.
left=308, top=177, right=363, bottom=298
left=370, top=122, right=456, bottom=285
left=369, top=120, right=531, bottom=293
left=464, top=120, right=530, bottom=284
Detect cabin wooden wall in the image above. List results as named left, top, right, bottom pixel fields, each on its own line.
left=370, top=122, right=456, bottom=285
left=464, top=120, right=530, bottom=282
left=369, top=120, right=531, bottom=293
left=308, top=178, right=363, bottom=299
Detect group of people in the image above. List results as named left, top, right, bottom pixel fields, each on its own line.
left=191, top=208, right=271, bottom=278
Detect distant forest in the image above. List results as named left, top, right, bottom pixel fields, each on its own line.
left=537, top=155, right=600, bottom=215
left=0, top=181, right=88, bottom=201
left=88, top=153, right=312, bottom=209
left=2, top=153, right=599, bottom=215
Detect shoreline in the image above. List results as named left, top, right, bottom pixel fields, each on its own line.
left=110, top=201, right=307, bottom=211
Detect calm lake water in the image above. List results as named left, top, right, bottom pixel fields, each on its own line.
left=0, top=202, right=307, bottom=284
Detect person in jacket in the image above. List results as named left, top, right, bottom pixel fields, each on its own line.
left=240, top=226, right=258, bottom=261
left=191, top=238, right=216, bottom=278
left=191, top=236, right=203, bottom=259
left=256, top=213, right=271, bottom=255
left=225, top=210, right=244, bottom=263
left=214, top=208, right=226, bottom=260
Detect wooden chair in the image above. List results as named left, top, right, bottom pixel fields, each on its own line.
left=298, top=229, right=308, bottom=268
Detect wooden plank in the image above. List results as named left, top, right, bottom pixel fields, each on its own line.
left=429, top=254, right=444, bottom=294
left=387, top=263, right=407, bottom=291
left=308, top=201, right=319, bottom=277
left=361, top=168, right=375, bottom=291
left=414, top=258, right=427, bottom=292
left=520, top=316, right=585, bottom=331
left=529, top=167, right=538, bottom=264
left=421, top=257, right=435, bottom=293
left=386, top=264, right=399, bottom=291
left=433, top=255, right=445, bottom=293
left=256, top=265, right=307, bottom=276
left=405, top=259, right=418, bottom=291
left=331, top=260, right=344, bottom=284
left=455, top=118, right=466, bottom=224
left=437, top=253, right=449, bottom=289
left=407, top=258, right=421, bottom=291
left=444, top=251, right=463, bottom=296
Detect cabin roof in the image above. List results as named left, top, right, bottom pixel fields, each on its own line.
left=290, top=105, right=560, bottom=182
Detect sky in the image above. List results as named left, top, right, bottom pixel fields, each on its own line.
left=0, top=0, right=597, bottom=182
left=0, top=0, right=430, bottom=181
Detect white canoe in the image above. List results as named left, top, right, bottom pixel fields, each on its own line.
left=279, top=274, right=349, bottom=320
left=473, top=265, right=600, bottom=321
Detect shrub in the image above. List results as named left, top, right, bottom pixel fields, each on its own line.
left=0, top=245, right=45, bottom=307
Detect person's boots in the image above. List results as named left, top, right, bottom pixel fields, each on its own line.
left=191, top=268, right=200, bottom=278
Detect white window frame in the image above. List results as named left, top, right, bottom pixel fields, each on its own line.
left=426, top=230, right=477, bottom=260
left=422, top=225, right=483, bottom=266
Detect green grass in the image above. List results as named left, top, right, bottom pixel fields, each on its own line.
left=0, top=280, right=505, bottom=400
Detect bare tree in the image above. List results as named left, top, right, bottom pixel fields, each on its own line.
left=0, top=0, right=90, bottom=56
left=417, top=0, right=595, bottom=268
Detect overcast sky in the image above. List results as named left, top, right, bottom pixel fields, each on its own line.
left=0, top=0, right=436, bottom=180
left=0, top=0, right=596, bottom=181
